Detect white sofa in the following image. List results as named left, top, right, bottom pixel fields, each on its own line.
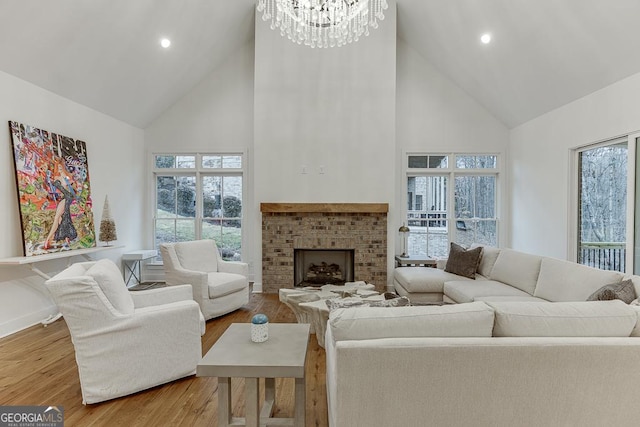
left=325, top=300, right=640, bottom=427
left=324, top=247, right=640, bottom=426
left=394, top=245, right=634, bottom=304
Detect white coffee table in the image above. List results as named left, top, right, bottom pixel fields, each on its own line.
left=197, top=323, right=310, bottom=427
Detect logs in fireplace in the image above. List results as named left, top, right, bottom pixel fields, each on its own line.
left=306, top=262, right=343, bottom=285
left=294, top=249, right=354, bottom=287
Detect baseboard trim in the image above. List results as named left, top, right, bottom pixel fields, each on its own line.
left=252, top=282, right=263, bottom=293
left=0, top=305, right=58, bottom=339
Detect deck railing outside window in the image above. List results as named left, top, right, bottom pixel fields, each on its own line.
left=578, top=242, right=625, bottom=272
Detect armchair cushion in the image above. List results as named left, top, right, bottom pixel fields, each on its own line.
left=85, top=258, right=134, bottom=315
left=174, top=239, right=218, bottom=272
left=208, top=272, right=248, bottom=298
left=130, top=284, right=194, bottom=308
left=218, top=259, right=250, bottom=276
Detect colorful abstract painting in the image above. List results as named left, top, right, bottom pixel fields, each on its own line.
left=9, top=121, right=96, bottom=256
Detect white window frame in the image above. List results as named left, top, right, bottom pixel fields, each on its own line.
left=402, top=152, right=502, bottom=257
left=568, top=134, right=638, bottom=273
left=150, top=152, right=245, bottom=263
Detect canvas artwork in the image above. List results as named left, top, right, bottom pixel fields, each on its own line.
left=9, top=121, right=96, bottom=256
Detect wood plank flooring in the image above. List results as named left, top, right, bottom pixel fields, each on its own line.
left=0, top=292, right=328, bottom=427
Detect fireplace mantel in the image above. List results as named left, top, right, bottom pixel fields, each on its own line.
left=260, top=202, right=388, bottom=214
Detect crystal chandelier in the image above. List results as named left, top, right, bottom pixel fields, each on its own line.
left=256, top=0, right=388, bottom=48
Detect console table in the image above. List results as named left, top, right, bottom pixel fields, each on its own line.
left=0, top=245, right=124, bottom=325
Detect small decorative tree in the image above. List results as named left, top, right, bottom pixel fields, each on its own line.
left=99, top=195, right=117, bottom=246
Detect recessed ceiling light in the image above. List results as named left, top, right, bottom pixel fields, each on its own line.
left=480, top=33, right=492, bottom=44
left=160, top=38, right=171, bottom=48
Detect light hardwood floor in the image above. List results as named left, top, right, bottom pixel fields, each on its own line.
left=0, top=292, right=328, bottom=427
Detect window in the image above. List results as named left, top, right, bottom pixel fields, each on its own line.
left=574, top=138, right=628, bottom=272
left=153, top=153, right=244, bottom=261
left=405, top=153, right=499, bottom=258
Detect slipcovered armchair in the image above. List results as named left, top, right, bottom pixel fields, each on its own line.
left=44, top=258, right=204, bottom=404
left=160, top=239, right=249, bottom=320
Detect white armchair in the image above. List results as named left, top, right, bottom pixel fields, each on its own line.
left=44, top=258, right=204, bottom=404
left=160, top=239, right=249, bottom=320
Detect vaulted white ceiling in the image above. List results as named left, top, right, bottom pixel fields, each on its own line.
left=1, top=0, right=639, bottom=129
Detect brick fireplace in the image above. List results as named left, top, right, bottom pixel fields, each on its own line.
left=261, top=203, right=388, bottom=293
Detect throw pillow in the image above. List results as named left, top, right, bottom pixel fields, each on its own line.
left=587, top=279, right=637, bottom=304
left=444, top=242, right=483, bottom=279
left=384, top=292, right=401, bottom=300
left=368, top=296, right=410, bottom=308
left=325, top=296, right=410, bottom=311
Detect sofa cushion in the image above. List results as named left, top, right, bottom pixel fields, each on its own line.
left=587, top=279, right=637, bottom=304
left=394, top=267, right=473, bottom=293
left=474, top=295, right=549, bottom=303
left=489, top=249, right=542, bottom=295
left=487, top=301, right=637, bottom=337
left=207, top=272, right=247, bottom=298
left=534, top=257, right=624, bottom=302
left=470, top=244, right=500, bottom=278
left=85, top=259, right=134, bottom=315
left=445, top=243, right=482, bottom=279
left=630, top=305, right=640, bottom=337
left=444, top=280, right=532, bottom=303
left=328, top=301, right=494, bottom=342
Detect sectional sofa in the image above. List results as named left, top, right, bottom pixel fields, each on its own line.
left=393, top=245, right=636, bottom=304
left=324, top=246, right=640, bottom=427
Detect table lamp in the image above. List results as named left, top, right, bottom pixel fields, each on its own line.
left=398, top=223, right=410, bottom=258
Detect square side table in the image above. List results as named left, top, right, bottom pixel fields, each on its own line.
left=395, top=255, right=437, bottom=267
left=122, top=249, right=157, bottom=287
left=197, top=323, right=310, bottom=427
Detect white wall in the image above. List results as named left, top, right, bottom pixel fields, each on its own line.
left=510, top=71, right=640, bottom=259
left=0, top=71, right=145, bottom=337
left=396, top=40, right=510, bottom=246
left=253, top=2, right=398, bottom=287
left=144, top=41, right=256, bottom=276
left=144, top=4, right=509, bottom=288
left=397, top=41, right=508, bottom=153
left=144, top=42, right=255, bottom=154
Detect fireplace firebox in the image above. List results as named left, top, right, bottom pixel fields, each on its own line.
left=294, top=249, right=355, bottom=287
